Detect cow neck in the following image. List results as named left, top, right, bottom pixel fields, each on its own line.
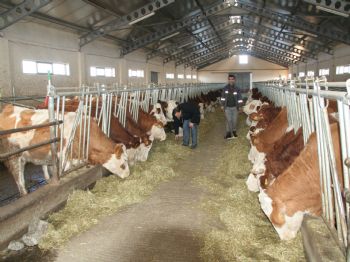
left=79, top=119, right=115, bottom=164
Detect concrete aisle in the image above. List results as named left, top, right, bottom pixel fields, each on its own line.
left=54, top=114, right=228, bottom=262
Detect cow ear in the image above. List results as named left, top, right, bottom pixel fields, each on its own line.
left=157, top=108, right=161, bottom=114
left=114, top=144, right=124, bottom=158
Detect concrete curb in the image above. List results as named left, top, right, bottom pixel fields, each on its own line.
left=0, top=165, right=109, bottom=250
left=301, top=215, right=345, bottom=262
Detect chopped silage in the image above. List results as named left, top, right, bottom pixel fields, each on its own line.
left=193, top=115, right=306, bottom=262
left=39, top=111, right=218, bottom=251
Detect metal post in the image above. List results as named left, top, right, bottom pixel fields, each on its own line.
left=47, top=74, right=59, bottom=184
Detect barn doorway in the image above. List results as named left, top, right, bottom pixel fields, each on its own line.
left=150, top=71, right=159, bottom=84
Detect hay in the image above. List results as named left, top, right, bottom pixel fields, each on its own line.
left=193, top=115, right=305, bottom=262
left=39, top=112, right=216, bottom=250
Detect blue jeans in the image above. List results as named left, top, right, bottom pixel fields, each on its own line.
left=183, top=119, right=198, bottom=146
left=225, top=107, right=238, bottom=133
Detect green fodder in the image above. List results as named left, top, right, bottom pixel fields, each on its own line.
left=39, top=112, right=216, bottom=250
left=194, top=115, right=305, bottom=262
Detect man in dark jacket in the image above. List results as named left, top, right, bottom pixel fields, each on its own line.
left=173, top=102, right=200, bottom=149
left=221, top=74, right=243, bottom=139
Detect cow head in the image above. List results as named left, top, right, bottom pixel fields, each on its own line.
left=150, top=103, right=167, bottom=125
left=150, top=122, right=166, bottom=141
left=102, top=144, right=130, bottom=178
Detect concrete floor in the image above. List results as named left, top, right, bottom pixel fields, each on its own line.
left=53, top=115, right=227, bottom=262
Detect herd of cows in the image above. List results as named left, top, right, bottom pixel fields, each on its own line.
left=243, top=88, right=342, bottom=240
left=0, top=90, right=221, bottom=196
left=0, top=86, right=344, bottom=242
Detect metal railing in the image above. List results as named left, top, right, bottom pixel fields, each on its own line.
left=0, top=81, right=223, bottom=203
left=48, top=82, right=223, bottom=175
left=255, top=78, right=350, bottom=255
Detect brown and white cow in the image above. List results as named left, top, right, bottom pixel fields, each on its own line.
left=149, top=103, right=167, bottom=125
left=0, top=105, right=129, bottom=195
left=125, top=112, right=154, bottom=161
left=258, top=122, right=343, bottom=240
left=137, top=109, right=166, bottom=141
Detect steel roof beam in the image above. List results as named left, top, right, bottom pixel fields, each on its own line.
left=193, top=44, right=293, bottom=67
left=164, top=30, right=242, bottom=63
left=147, top=17, right=234, bottom=60
left=229, top=48, right=290, bottom=67
left=195, top=53, right=229, bottom=69
left=121, top=0, right=231, bottom=56
left=194, top=0, right=223, bottom=43
left=241, top=16, right=333, bottom=54
left=240, top=30, right=318, bottom=59
left=190, top=48, right=230, bottom=65
left=236, top=0, right=350, bottom=44
left=303, top=0, right=350, bottom=17
left=176, top=45, right=231, bottom=66
left=79, top=0, right=175, bottom=47
left=237, top=34, right=308, bottom=61
left=0, top=0, right=52, bottom=30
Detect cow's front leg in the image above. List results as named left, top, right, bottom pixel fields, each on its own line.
left=15, top=157, right=27, bottom=196
left=42, top=165, right=50, bottom=181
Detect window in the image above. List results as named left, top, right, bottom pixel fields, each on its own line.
left=22, top=60, right=70, bottom=76
left=192, top=75, right=197, bottom=79
left=336, top=65, right=350, bottom=75
left=128, top=69, right=144, bottom=78
left=22, top=60, right=37, bottom=74
left=90, top=66, right=115, bottom=77
left=53, top=63, right=70, bottom=76
left=37, top=62, right=53, bottom=74
left=319, top=68, right=329, bottom=76
left=307, top=71, right=314, bottom=77
left=166, top=73, right=174, bottom=79
left=239, top=55, right=248, bottom=64
left=186, top=74, right=192, bottom=79
left=177, top=74, right=184, bottom=79
left=298, top=72, right=305, bottom=77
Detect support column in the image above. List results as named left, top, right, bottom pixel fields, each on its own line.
left=77, top=52, right=85, bottom=87
left=0, top=38, right=12, bottom=97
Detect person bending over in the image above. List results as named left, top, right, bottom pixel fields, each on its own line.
left=173, top=102, right=200, bottom=149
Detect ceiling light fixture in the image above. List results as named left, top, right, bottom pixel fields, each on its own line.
left=316, top=5, right=349, bottom=17
left=128, top=12, right=156, bottom=25
left=160, top=32, right=180, bottom=41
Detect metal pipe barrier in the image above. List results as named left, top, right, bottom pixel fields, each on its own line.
left=0, top=81, right=223, bottom=202
left=255, top=78, right=350, bottom=255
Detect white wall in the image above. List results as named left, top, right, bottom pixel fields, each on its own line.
left=289, top=44, right=350, bottom=82
left=0, top=20, right=197, bottom=97
left=198, top=55, right=288, bottom=83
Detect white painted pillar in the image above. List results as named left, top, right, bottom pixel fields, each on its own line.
left=0, top=38, right=12, bottom=97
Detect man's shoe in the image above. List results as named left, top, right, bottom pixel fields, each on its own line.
left=182, top=143, right=189, bottom=146
left=224, top=132, right=232, bottom=139
left=232, top=131, right=238, bottom=138
left=190, top=144, right=197, bottom=149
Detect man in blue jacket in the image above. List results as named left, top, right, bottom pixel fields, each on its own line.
left=220, top=74, right=243, bottom=139
left=173, top=102, right=200, bottom=149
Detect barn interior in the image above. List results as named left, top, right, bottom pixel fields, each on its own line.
left=0, top=0, right=349, bottom=261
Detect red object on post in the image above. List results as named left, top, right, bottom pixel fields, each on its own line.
left=44, top=96, right=49, bottom=107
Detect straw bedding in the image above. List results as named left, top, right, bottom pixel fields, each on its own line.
left=193, top=115, right=305, bottom=262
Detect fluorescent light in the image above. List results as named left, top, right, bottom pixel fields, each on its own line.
left=316, top=6, right=349, bottom=18
left=160, top=32, right=180, bottom=41
left=178, top=42, right=192, bottom=48
left=128, top=12, right=155, bottom=25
